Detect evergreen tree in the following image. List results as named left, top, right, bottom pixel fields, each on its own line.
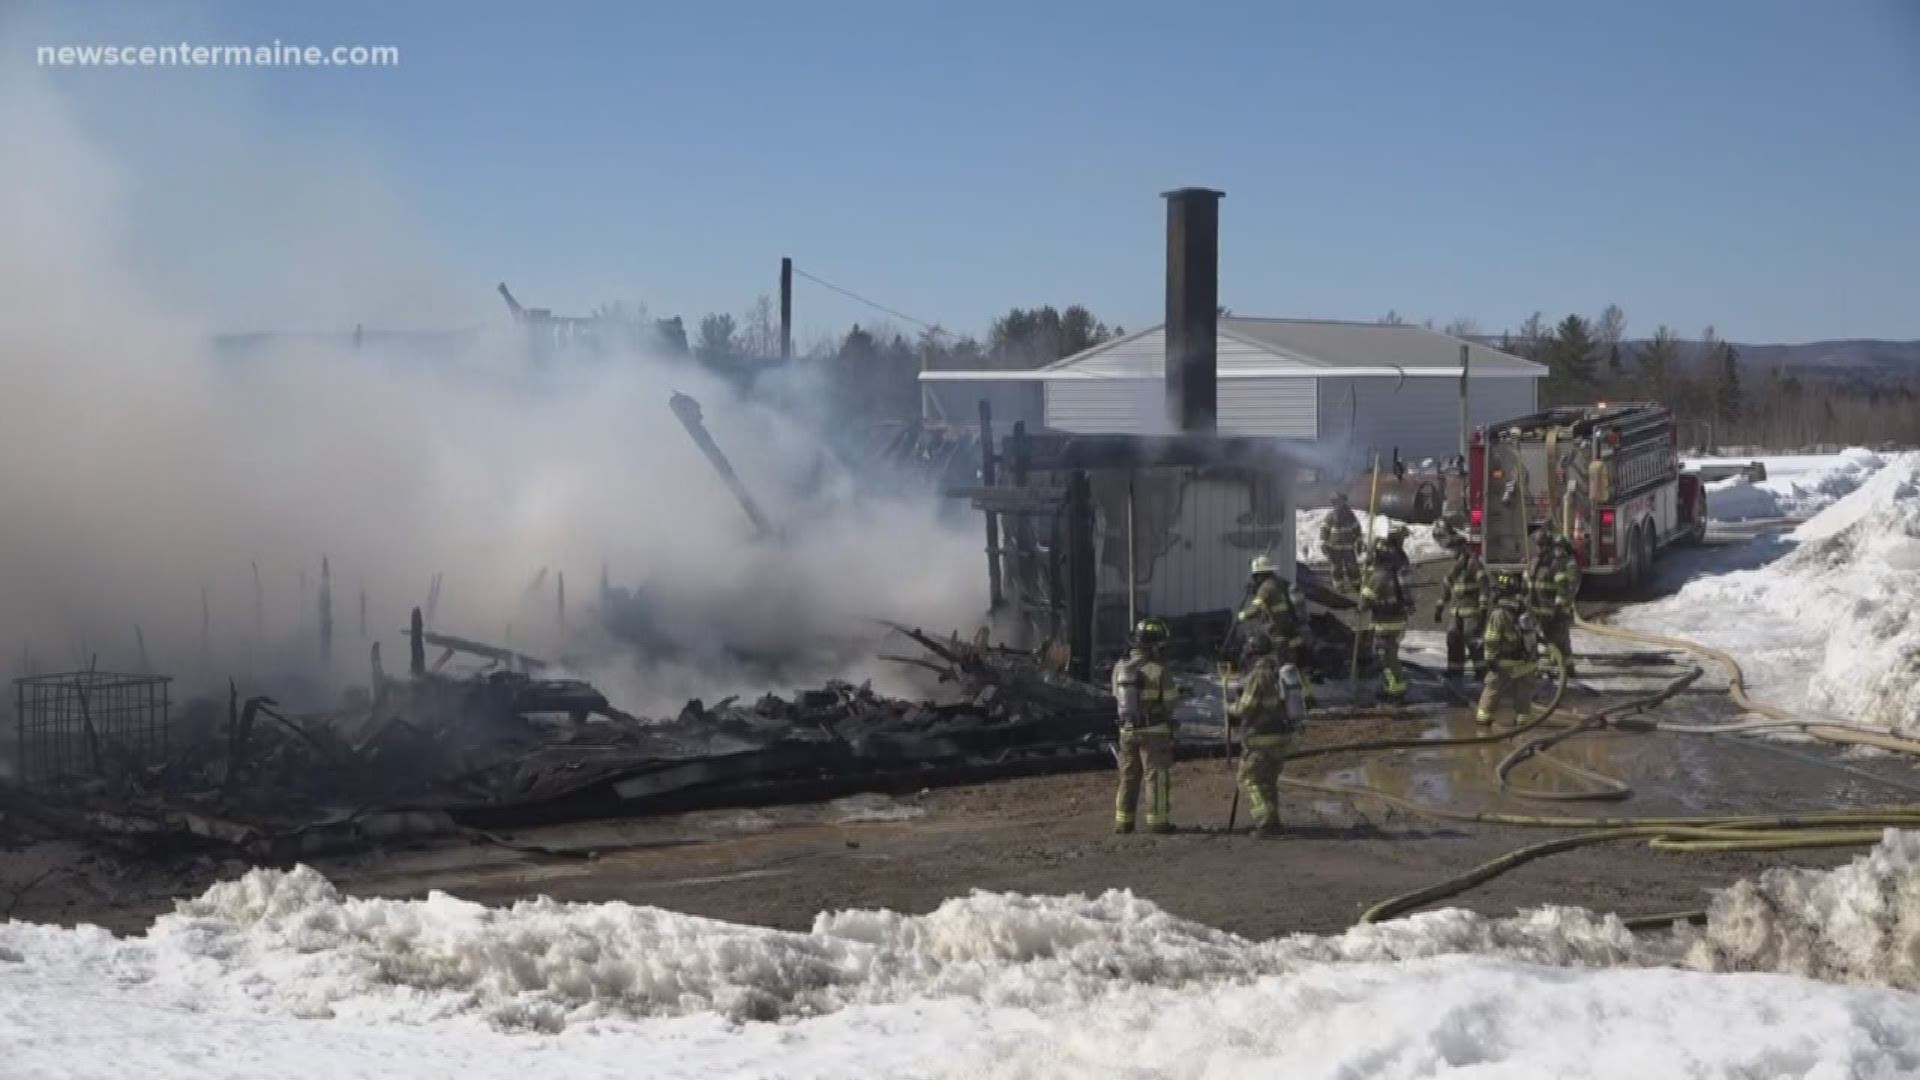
left=1714, top=341, right=1743, bottom=424
left=1636, top=326, right=1682, bottom=401
left=1542, top=314, right=1599, bottom=403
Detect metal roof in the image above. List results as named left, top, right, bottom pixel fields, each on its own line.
left=918, top=318, right=1545, bottom=383
left=1219, top=318, right=1543, bottom=375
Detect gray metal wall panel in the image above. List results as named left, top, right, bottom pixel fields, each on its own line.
left=1046, top=375, right=1319, bottom=437
left=1316, top=375, right=1540, bottom=464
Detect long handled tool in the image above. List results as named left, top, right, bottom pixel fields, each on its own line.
left=1222, top=661, right=1240, bottom=832
left=1348, top=454, right=1381, bottom=692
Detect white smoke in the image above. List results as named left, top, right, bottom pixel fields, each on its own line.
left=0, top=52, right=985, bottom=717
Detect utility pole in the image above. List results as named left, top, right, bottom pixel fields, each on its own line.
left=1459, top=342, right=1471, bottom=461
left=779, top=257, right=793, bottom=361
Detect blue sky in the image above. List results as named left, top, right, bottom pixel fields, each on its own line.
left=18, top=0, right=1920, bottom=344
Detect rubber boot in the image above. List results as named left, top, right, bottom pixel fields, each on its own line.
left=1149, top=822, right=1174, bottom=835
left=1114, top=821, right=1134, bottom=835
left=1257, top=820, right=1285, bottom=838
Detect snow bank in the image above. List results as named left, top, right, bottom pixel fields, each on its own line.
left=6, top=836, right=1920, bottom=1076
left=1297, top=508, right=1449, bottom=564
left=1693, top=448, right=1887, bottom=521
left=1619, top=452, right=1920, bottom=732
left=8, top=834, right=1920, bottom=1027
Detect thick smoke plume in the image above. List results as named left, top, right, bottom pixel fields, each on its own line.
left=0, top=65, right=985, bottom=718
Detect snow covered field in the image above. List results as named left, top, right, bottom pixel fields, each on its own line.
left=1619, top=451, right=1920, bottom=734
left=1688, top=447, right=1889, bottom=521
left=7, top=834, right=1920, bottom=1078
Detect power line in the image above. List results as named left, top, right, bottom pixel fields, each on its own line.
left=788, top=265, right=954, bottom=338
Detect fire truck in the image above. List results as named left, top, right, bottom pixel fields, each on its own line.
left=1466, top=403, right=1708, bottom=590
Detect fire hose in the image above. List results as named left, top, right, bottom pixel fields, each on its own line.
left=1262, top=622, right=1920, bottom=925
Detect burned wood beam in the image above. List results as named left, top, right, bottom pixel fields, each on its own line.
left=417, top=629, right=550, bottom=672
left=409, top=607, right=426, bottom=676
left=979, top=398, right=1003, bottom=612
left=669, top=391, right=776, bottom=539
left=319, top=556, right=334, bottom=670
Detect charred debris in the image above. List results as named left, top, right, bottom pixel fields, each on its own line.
left=3, top=612, right=1115, bottom=864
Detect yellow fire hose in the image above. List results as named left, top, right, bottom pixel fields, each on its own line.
left=1268, top=617, right=1920, bottom=925
left=1571, top=611, right=1920, bottom=756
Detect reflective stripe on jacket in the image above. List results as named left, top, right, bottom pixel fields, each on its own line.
left=1443, top=555, right=1487, bottom=617
left=1229, top=659, right=1299, bottom=746
left=1112, top=653, right=1176, bottom=730
left=1320, top=508, right=1362, bottom=549
left=1483, top=604, right=1536, bottom=673
left=1360, top=563, right=1411, bottom=624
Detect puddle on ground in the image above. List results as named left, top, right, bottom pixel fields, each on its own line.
left=1321, top=707, right=1668, bottom=808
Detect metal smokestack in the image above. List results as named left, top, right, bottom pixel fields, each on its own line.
left=1162, top=187, right=1224, bottom=433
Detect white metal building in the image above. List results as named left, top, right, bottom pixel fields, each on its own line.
left=924, top=318, right=1543, bottom=624
left=920, top=317, right=1544, bottom=464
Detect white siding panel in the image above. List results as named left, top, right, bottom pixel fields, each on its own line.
left=1047, top=376, right=1318, bottom=437
left=1317, top=375, right=1540, bottom=463
left=1045, top=380, right=1164, bottom=433
left=1137, top=473, right=1293, bottom=618
left=1219, top=378, right=1318, bottom=438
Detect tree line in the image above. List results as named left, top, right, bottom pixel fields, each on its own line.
left=675, top=293, right=1915, bottom=451
left=1480, top=305, right=1919, bottom=451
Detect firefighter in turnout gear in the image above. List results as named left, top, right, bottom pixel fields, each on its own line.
left=1529, top=535, right=1578, bottom=677
left=1358, top=536, right=1414, bottom=702
left=1478, top=572, right=1541, bottom=727
left=1319, top=491, right=1363, bottom=591
left=1226, top=630, right=1306, bottom=836
left=1435, top=532, right=1488, bottom=680
left=1112, top=617, right=1177, bottom=834
left=1237, top=556, right=1315, bottom=705
left=1382, top=522, right=1413, bottom=575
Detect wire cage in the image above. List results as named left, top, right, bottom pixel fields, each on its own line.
left=13, top=671, right=171, bottom=787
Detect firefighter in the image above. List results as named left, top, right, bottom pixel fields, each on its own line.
left=1226, top=630, right=1306, bottom=836
left=1357, top=535, right=1413, bottom=703
left=1478, top=572, right=1540, bottom=727
left=1529, top=536, right=1578, bottom=677
left=1112, top=617, right=1177, bottom=834
left=1319, top=492, right=1363, bottom=591
left=1381, top=521, right=1414, bottom=580
left=1434, top=532, right=1488, bottom=680
left=1238, top=556, right=1314, bottom=698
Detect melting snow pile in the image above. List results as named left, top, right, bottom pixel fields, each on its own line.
left=6, top=836, right=1920, bottom=1077
left=1297, top=508, right=1449, bottom=564
left=1618, top=452, right=1920, bottom=733
left=1691, top=447, right=1887, bottom=521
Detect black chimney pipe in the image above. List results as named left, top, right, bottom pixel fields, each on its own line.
left=1162, top=187, right=1224, bottom=433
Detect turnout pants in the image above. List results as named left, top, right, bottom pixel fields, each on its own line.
left=1373, top=623, right=1407, bottom=700
left=1445, top=612, right=1487, bottom=678
left=1476, top=664, right=1538, bottom=726
left=1115, top=727, right=1174, bottom=831
left=1327, top=544, right=1361, bottom=590
left=1546, top=613, right=1574, bottom=674
left=1237, top=735, right=1296, bottom=830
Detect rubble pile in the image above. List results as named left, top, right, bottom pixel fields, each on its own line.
left=3, top=628, right=1114, bottom=861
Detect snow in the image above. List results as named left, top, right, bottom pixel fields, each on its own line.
left=1618, top=452, right=1920, bottom=733
left=8, top=833, right=1920, bottom=1077
left=1298, top=508, right=1450, bottom=565
left=1687, top=447, right=1888, bottom=521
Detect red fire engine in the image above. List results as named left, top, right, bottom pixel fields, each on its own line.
left=1466, top=403, right=1708, bottom=590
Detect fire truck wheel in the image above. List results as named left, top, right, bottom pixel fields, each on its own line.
left=1633, top=526, right=1655, bottom=594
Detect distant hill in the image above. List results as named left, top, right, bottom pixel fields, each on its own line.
left=1478, top=335, right=1920, bottom=382
left=1728, top=339, right=1920, bottom=373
